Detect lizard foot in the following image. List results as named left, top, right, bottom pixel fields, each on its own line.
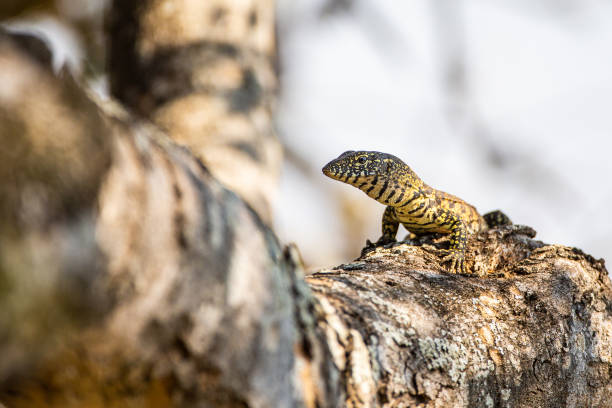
left=441, top=250, right=467, bottom=274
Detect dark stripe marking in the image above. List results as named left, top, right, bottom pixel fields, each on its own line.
left=394, top=190, right=404, bottom=204
left=366, top=176, right=379, bottom=193
left=404, top=221, right=435, bottom=226
left=407, top=203, right=425, bottom=215
left=375, top=180, right=389, bottom=200
left=398, top=191, right=420, bottom=207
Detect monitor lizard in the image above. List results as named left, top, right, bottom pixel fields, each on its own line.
left=322, top=150, right=511, bottom=274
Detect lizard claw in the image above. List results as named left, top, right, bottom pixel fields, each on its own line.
left=361, top=236, right=397, bottom=256
left=441, top=250, right=467, bottom=274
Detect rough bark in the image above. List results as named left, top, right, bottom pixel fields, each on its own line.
left=2, top=2, right=612, bottom=407
left=308, top=226, right=612, bottom=407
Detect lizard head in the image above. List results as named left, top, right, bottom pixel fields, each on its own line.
left=322, top=150, right=412, bottom=204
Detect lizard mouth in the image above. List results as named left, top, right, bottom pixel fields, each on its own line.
left=322, top=162, right=340, bottom=180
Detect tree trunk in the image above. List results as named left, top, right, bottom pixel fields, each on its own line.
left=108, top=0, right=281, bottom=225
left=2, top=2, right=612, bottom=407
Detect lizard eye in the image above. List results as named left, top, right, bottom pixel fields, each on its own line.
left=358, top=157, right=367, bottom=164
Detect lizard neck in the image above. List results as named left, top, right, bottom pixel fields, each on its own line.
left=357, top=165, right=429, bottom=206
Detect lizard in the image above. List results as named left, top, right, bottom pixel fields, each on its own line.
left=322, top=150, right=511, bottom=274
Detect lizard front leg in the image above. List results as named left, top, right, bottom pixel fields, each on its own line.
left=375, top=206, right=399, bottom=245
left=439, top=213, right=468, bottom=274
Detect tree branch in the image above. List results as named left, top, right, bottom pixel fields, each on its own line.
left=0, top=33, right=333, bottom=407
left=107, top=0, right=281, bottom=225
left=307, top=226, right=612, bottom=407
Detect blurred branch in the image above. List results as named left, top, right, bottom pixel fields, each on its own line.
left=430, top=0, right=469, bottom=123
left=0, top=30, right=338, bottom=407
left=0, top=0, right=54, bottom=20
left=108, top=0, right=282, bottom=224
left=0, top=32, right=110, bottom=232
left=318, top=0, right=411, bottom=62
left=0, top=32, right=112, bottom=383
left=319, top=0, right=354, bottom=17
left=0, top=28, right=52, bottom=66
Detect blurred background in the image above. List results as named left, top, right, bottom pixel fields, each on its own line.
left=3, top=0, right=612, bottom=271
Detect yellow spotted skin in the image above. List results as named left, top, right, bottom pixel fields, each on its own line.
left=322, top=150, right=511, bottom=274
